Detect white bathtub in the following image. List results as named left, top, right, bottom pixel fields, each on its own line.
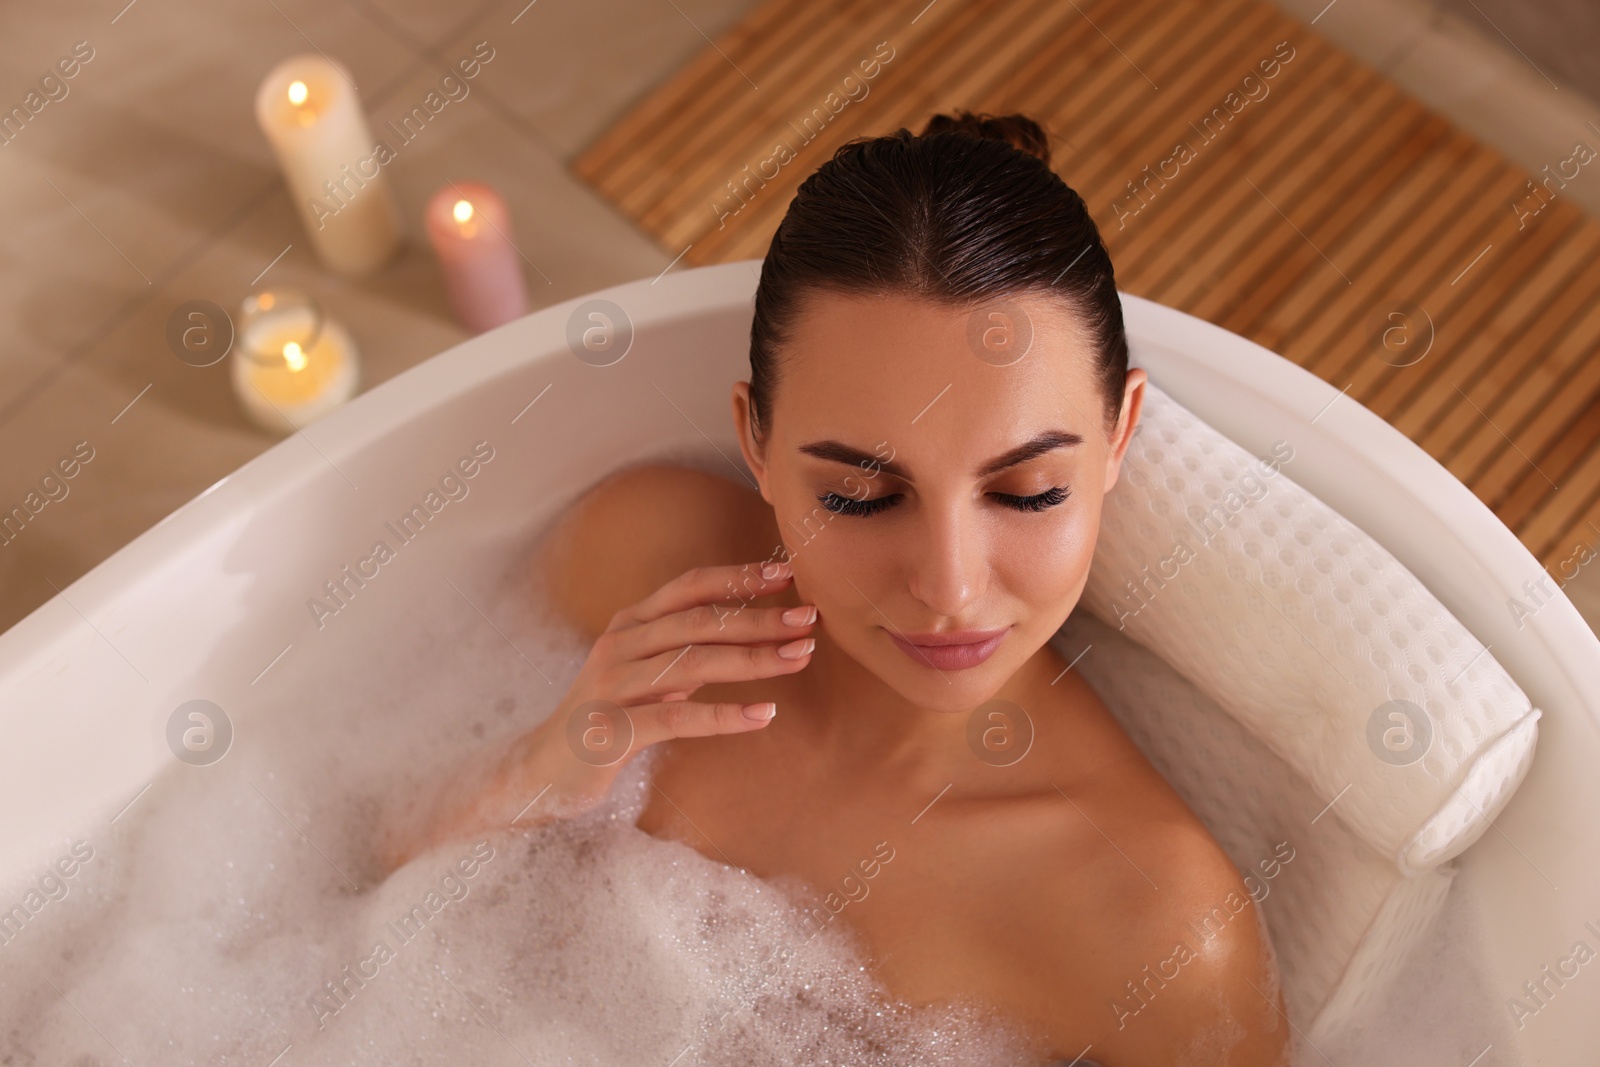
left=1, top=260, right=1596, bottom=1062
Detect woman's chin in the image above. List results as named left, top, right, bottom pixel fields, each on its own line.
left=876, top=658, right=1022, bottom=715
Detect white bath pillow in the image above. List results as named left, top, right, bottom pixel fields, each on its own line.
left=1078, top=384, right=1540, bottom=876
left=1053, top=612, right=1455, bottom=1044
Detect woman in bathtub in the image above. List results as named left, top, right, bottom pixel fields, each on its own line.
left=399, top=112, right=1289, bottom=1066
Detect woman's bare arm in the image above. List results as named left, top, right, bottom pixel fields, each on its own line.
left=535, top=463, right=785, bottom=640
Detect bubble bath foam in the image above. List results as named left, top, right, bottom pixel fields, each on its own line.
left=0, top=526, right=1033, bottom=1066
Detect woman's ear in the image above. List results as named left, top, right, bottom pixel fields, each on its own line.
left=731, top=381, right=774, bottom=504
left=1102, top=367, right=1147, bottom=494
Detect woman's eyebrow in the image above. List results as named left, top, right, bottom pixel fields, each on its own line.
left=797, top=441, right=910, bottom=479
left=797, top=430, right=1083, bottom=481
left=976, top=430, right=1084, bottom=477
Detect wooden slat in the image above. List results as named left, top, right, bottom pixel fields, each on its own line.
left=1216, top=100, right=1442, bottom=338
left=1157, top=102, right=1442, bottom=314
left=1437, top=229, right=1600, bottom=473
left=572, top=0, right=1600, bottom=569
left=1035, top=1, right=1260, bottom=196
left=1224, top=122, right=1469, bottom=334
left=573, top=0, right=835, bottom=184
left=1054, top=2, right=1273, bottom=196
left=700, top=0, right=1194, bottom=263
left=1108, top=39, right=1367, bottom=305
left=1277, top=143, right=1511, bottom=374
left=1497, top=399, right=1600, bottom=534
left=686, top=0, right=1117, bottom=262
left=1388, top=214, right=1587, bottom=435
left=1468, top=299, right=1600, bottom=509
left=1381, top=215, right=1579, bottom=431
left=1511, top=422, right=1600, bottom=558
left=1297, top=180, right=1514, bottom=384
left=1562, top=497, right=1600, bottom=567
left=630, top=0, right=908, bottom=228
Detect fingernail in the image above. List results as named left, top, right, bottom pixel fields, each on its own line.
left=777, top=637, right=815, bottom=660
left=781, top=605, right=817, bottom=626
left=761, top=559, right=791, bottom=580
left=743, top=702, right=777, bottom=721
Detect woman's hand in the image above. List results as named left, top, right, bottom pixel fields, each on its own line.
left=391, top=559, right=815, bottom=869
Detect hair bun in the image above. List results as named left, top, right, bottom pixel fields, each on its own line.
left=919, top=110, right=1051, bottom=165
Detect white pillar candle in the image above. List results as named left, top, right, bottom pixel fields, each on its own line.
left=231, top=289, right=360, bottom=434
left=254, top=54, right=402, bottom=277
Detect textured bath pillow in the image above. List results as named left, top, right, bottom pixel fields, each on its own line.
left=1077, top=384, right=1540, bottom=876
left=1052, top=612, right=1456, bottom=1044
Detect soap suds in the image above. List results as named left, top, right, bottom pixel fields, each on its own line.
left=0, top=524, right=1033, bottom=1066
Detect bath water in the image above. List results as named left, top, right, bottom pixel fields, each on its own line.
left=0, top=520, right=1035, bottom=1066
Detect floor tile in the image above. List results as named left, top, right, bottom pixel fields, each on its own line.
left=0, top=0, right=422, bottom=414
left=440, top=0, right=762, bottom=161
left=1271, top=0, right=1439, bottom=74
left=0, top=38, right=679, bottom=632
left=1433, top=0, right=1600, bottom=102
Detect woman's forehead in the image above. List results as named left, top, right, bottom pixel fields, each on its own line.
left=773, top=289, right=1103, bottom=431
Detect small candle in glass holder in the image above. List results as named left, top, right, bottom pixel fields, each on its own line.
left=424, top=182, right=529, bottom=333
left=232, top=289, right=360, bottom=434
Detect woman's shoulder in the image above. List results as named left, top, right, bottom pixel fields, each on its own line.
left=993, top=667, right=1289, bottom=1060
left=1000, top=800, right=1286, bottom=1060
left=533, top=462, right=782, bottom=638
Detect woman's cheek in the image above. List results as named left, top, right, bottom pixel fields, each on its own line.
left=792, top=516, right=887, bottom=633
left=795, top=521, right=853, bottom=595
left=1056, top=505, right=1102, bottom=599
left=1005, top=505, right=1096, bottom=603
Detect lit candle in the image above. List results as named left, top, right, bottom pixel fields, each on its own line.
left=424, top=182, right=529, bottom=333
left=255, top=54, right=402, bottom=277
left=231, top=289, right=360, bottom=433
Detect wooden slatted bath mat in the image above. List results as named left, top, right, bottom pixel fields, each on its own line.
left=574, top=0, right=1600, bottom=571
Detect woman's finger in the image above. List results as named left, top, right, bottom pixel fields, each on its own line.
left=609, top=635, right=815, bottom=704
left=611, top=602, right=817, bottom=662
left=610, top=560, right=793, bottom=630
left=629, top=698, right=778, bottom=749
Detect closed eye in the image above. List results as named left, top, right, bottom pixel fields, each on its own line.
left=991, top=486, right=1070, bottom=512
left=817, top=487, right=1069, bottom=516
left=818, top=491, right=901, bottom=516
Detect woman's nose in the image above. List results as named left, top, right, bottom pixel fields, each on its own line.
left=905, top=500, right=986, bottom=617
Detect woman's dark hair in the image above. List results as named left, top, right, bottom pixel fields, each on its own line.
left=748, top=110, right=1128, bottom=443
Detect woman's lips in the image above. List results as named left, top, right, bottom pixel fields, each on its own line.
left=887, top=627, right=1011, bottom=671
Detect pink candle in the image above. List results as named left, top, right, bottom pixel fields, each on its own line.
left=424, top=182, right=530, bottom=333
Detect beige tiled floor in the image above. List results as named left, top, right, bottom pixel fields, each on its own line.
left=1433, top=0, right=1600, bottom=102
left=0, top=0, right=759, bottom=633
left=1, top=0, right=1598, bottom=639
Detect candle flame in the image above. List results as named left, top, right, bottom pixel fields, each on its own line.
left=287, top=80, right=309, bottom=106
left=282, top=341, right=308, bottom=372
left=452, top=199, right=475, bottom=225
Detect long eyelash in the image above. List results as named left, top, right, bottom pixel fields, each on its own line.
left=993, top=486, right=1070, bottom=512
left=818, top=491, right=901, bottom=516
left=818, top=488, right=1069, bottom=516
